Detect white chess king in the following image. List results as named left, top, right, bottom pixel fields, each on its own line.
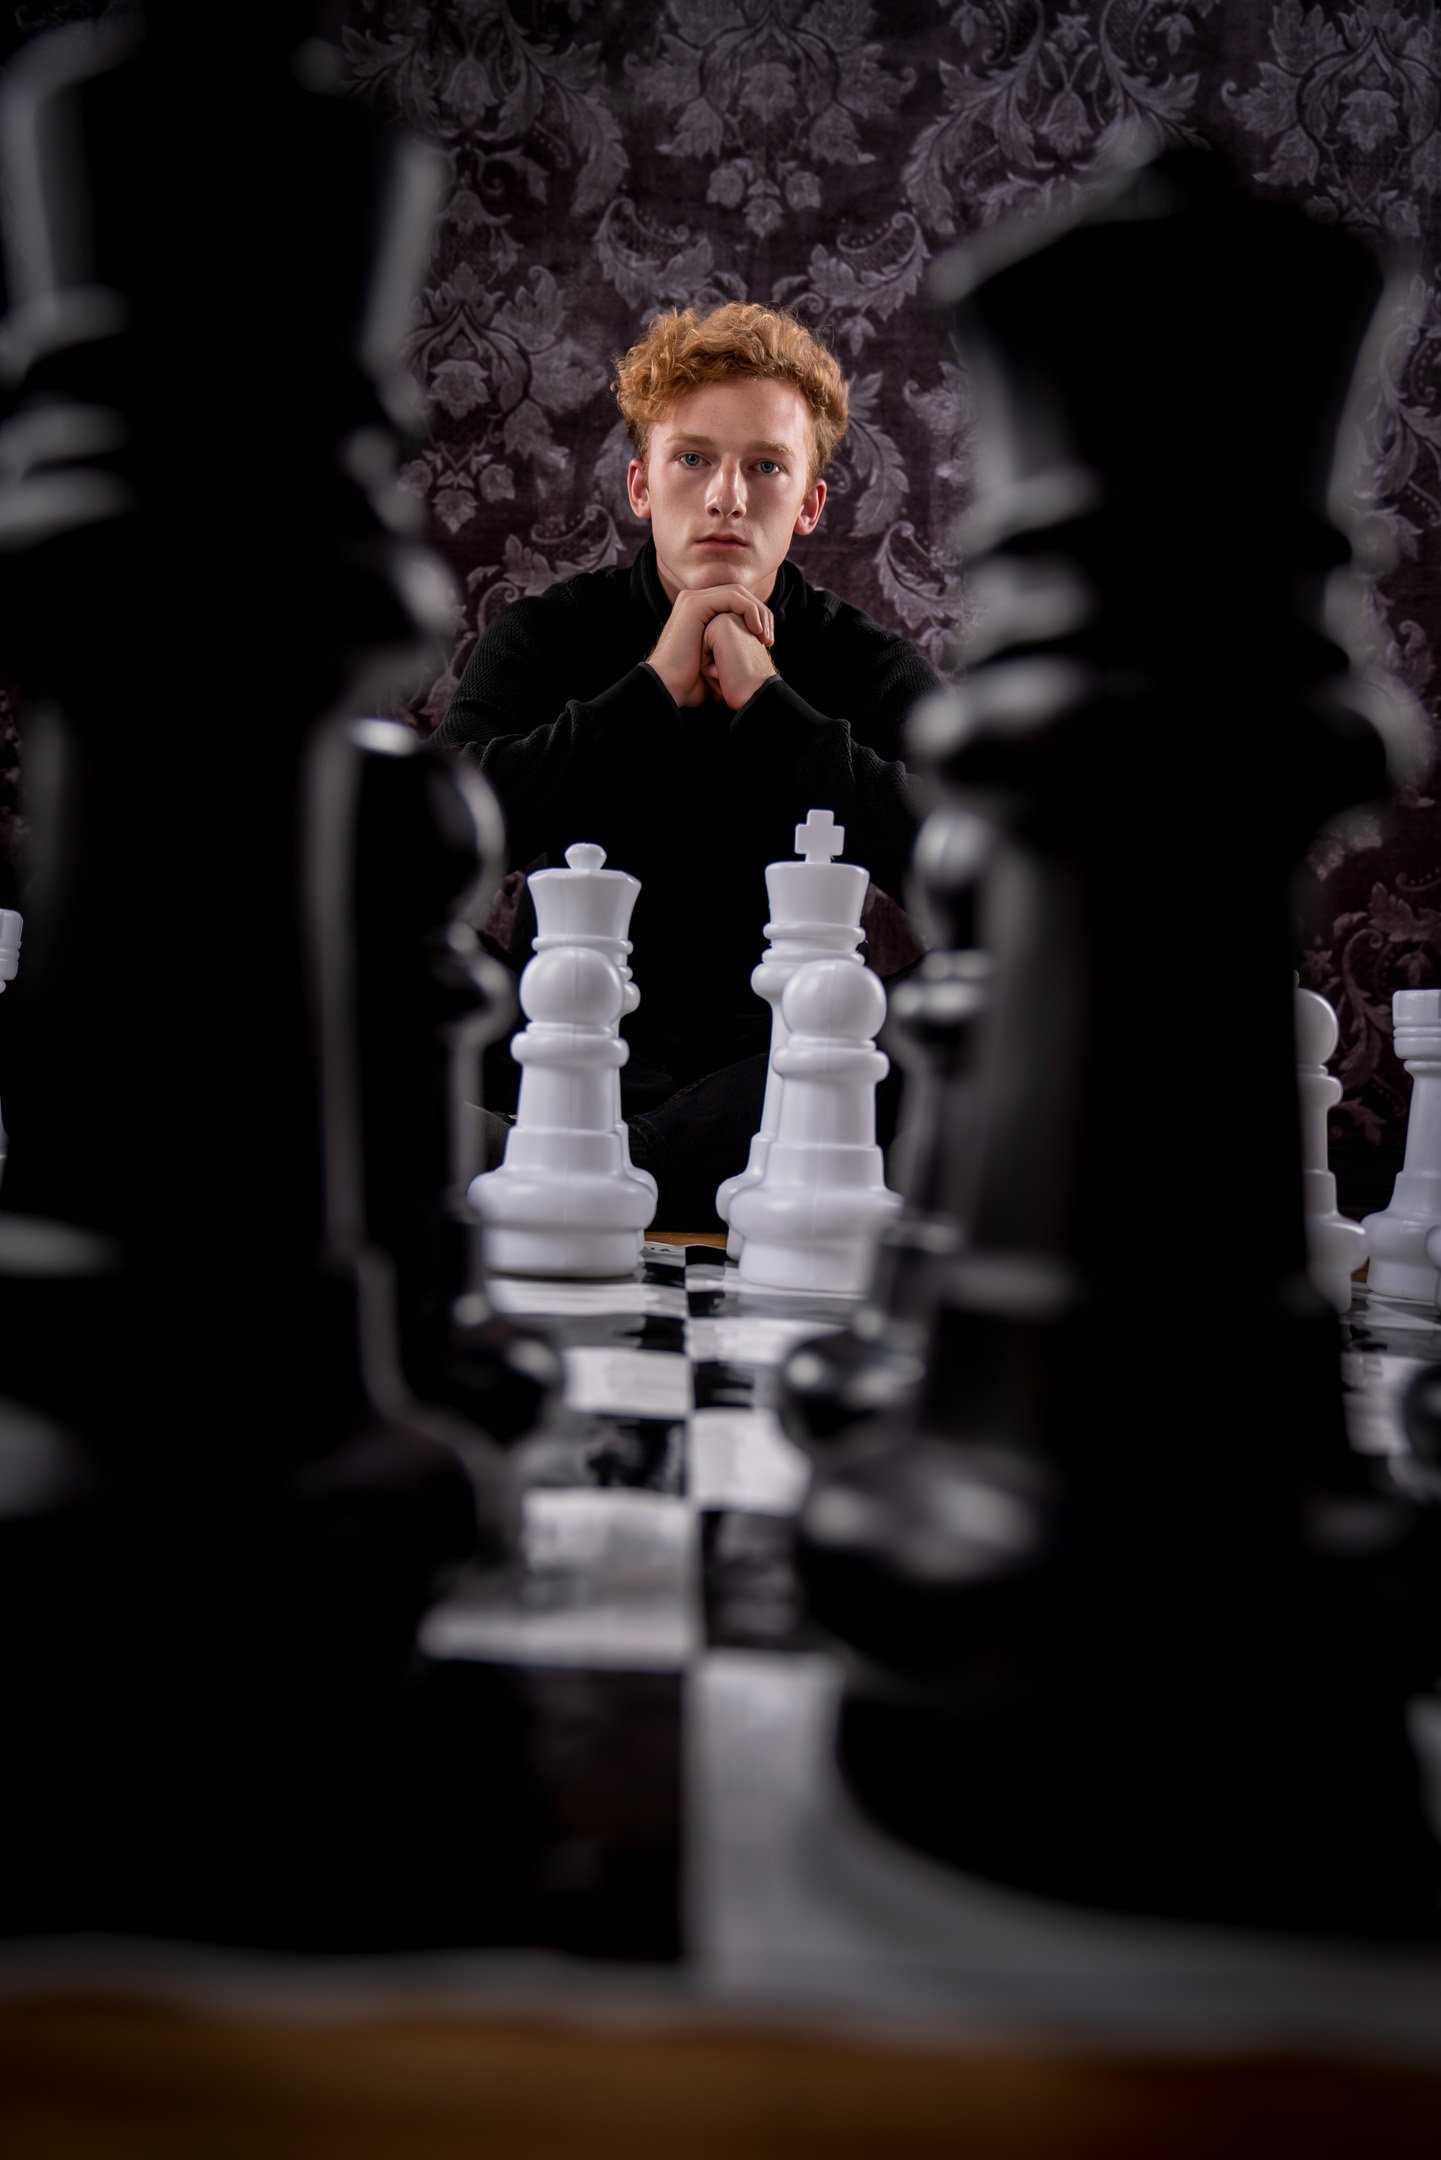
left=715, top=807, right=868, bottom=1260
left=1362, top=988, right=1441, bottom=1305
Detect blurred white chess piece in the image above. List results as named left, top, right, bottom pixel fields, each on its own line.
left=1295, top=979, right=1366, bottom=1312
left=729, top=954, right=901, bottom=1294
left=716, top=809, right=868, bottom=1261
left=0, top=908, right=21, bottom=1183
left=1362, top=988, right=1441, bottom=1305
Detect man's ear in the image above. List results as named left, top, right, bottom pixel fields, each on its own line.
left=626, top=458, right=652, bottom=522
left=793, top=477, right=825, bottom=538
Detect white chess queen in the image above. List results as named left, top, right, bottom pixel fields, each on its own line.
left=469, top=941, right=655, bottom=1277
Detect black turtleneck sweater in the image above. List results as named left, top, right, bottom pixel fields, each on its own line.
left=433, top=540, right=940, bottom=1078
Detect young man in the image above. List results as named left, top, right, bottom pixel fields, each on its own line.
left=434, top=301, right=940, bottom=1222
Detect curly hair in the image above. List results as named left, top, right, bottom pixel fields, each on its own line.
left=611, top=302, right=849, bottom=481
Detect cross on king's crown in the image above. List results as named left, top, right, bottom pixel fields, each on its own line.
left=795, top=807, right=844, bottom=864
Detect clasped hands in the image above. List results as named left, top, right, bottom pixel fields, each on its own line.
left=647, top=585, right=777, bottom=712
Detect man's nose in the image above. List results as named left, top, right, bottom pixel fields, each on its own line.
left=707, top=459, right=745, bottom=515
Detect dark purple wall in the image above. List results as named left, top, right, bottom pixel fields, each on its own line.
left=5, top=0, right=1439, bottom=1190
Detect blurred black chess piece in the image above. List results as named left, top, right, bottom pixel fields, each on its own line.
left=795, top=145, right=1441, bottom=1936
left=0, top=11, right=535, bottom=1946
left=1404, top=1361, right=1441, bottom=1485
left=778, top=807, right=991, bottom=1448
left=347, top=716, right=561, bottom=1441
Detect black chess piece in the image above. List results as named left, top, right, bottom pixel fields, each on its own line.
left=778, top=806, right=991, bottom=1448
left=795, top=145, right=1441, bottom=1936
left=0, top=13, right=534, bottom=1946
left=347, top=716, right=562, bottom=1442
left=1403, top=1361, right=1441, bottom=1481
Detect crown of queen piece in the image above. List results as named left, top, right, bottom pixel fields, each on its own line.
left=530, top=841, right=641, bottom=948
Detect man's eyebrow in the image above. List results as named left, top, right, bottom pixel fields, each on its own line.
left=668, top=433, right=798, bottom=459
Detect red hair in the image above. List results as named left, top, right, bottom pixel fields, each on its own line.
left=612, top=302, right=849, bottom=482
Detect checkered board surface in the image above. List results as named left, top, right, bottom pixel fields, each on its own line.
left=429, top=1238, right=848, bottom=1668
left=7, top=1246, right=1441, bottom=2053
left=418, top=1238, right=851, bottom=1962
left=402, top=1241, right=1441, bottom=2044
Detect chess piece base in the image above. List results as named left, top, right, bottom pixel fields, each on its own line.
left=736, top=1236, right=878, bottom=1296
left=1362, top=1166, right=1441, bottom=1300
left=482, top=1223, right=642, bottom=1279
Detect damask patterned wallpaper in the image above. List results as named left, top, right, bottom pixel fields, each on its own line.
left=4, top=0, right=1441, bottom=1178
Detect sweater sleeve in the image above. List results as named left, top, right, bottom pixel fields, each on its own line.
left=727, top=630, right=941, bottom=904
left=431, top=596, right=677, bottom=870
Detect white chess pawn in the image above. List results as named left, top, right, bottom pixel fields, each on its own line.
left=0, top=908, right=21, bottom=1184
left=729, top=955, right=901, bottom=1295
left=468, top=943, right=654, bottom=1277
left=1295, top=980, right=1366, bottom=1312
left=530, top=842, right=655, bottom=1211
left=1362, top=988, right=1441, bottom=1304
left=715, top=808, right=868, bottom=1260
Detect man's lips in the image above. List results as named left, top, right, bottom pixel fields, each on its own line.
left=695, top=534, right=747, bottom=546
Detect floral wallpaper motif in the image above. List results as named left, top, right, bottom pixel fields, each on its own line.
left=1221, top=0, right=1438, bottom=234
left=1212, top=1, right=1441, bottom=1145
left=903, top=0, right=1216, bottom=228
left=2, top=0, right=1440, bottom=1170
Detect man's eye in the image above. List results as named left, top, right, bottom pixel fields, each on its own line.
left=755, top=460, right=780, bottom=475
left=679, top=452, right=704, bottom=467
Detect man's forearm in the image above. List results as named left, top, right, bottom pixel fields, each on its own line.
left=439, top=663, right=678, bottom=869
left=727, top=677, right=923, bottom=903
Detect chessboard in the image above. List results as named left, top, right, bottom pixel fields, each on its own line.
left=5, top=1248, right=1441, bottom=2160
left=416, top=1237, right=853, bottom=1967
left=307, top=1238, right=1441, bottom=2049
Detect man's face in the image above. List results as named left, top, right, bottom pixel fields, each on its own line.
left=626, top=377, right=826, bottom=604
